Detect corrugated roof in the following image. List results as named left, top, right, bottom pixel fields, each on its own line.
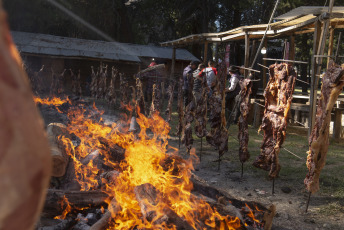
left=11, top=31, right=199, bottom=62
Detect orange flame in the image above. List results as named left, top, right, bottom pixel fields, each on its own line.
left=245, top=203, right=261, bottom=224
left=43, top=96, right=247, bottom=229
left=54, top=196, right=72, bottom=220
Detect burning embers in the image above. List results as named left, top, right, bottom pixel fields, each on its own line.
left=35, top=97, right=272, bottom=229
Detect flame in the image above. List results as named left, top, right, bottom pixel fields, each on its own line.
left=41, top=96, right=250, bottom=229
left=33, top=96, right=71, bottom=113
left=245, top=203, right=261, bottom=224
left=54, top=196, right=72, bottom=220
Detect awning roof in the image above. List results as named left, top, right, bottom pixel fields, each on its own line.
left=11, top=31, right=199, bottom=62
left=160, top=6, right=344, bottom=47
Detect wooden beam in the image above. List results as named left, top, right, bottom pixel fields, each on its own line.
left=244, top=32, right=250, bottom=76
left=327, top=27, right=335, bottom=67
left=221, top=32, right=246, bottom=41
left=170, top=47, right=176, bottom=80
left=289, top=35, right=295, bottom=64
left=276, top=17, right=317, bottom=34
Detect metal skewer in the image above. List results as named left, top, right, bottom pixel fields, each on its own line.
left=305, top=192, right=312, bottom=213
left=200, top=137, right=203, bottom=161
left=263, top=58, right=308, bottom=64
left=258, top=63, right=269, bottom=69
left=232, top=65, right=261, bottom=73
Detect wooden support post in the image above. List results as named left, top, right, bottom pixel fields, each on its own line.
left=289, top=35, right=295, bottom=63
left=253, top=102, right=262, bottom=128
left=170, top=47, right=176, bottom=80
left=204, top=41, right=209, bottom=63
left=333, top=109, right=342, bottom=140
left=309, top=20, right=322, bottom=137
left=244, top=32, right=250, bottom=76
left=249, top=40, right=257, bottom=66
left=309, top=1, right=334, bottom=136
left=327, top=27, right=335, bottom=68
left=262, top=39, right=268, bottom=88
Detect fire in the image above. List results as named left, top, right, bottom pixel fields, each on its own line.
left=33, top=96, right=71, bottom=112
left=54, top=196, right=72, bottom=220
left=33, top=96, right=71, bottom=106
left=40, top=96, right=252, bottom=229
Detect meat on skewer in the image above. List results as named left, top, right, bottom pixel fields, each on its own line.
left=120, top=73, right=130, bottom=107
left=305, top=61, right=344, bottom=193
left=90, top=66, right=98, bottom=98
left=149, top=84, right=161, bottom=116
left=0, top=5, right=51, bottom=229
left=165, top=81, right=175, bottom=122
left=182, top=71, right=195, bottom=152
left=206, top=63, right=228, bottom=157
left=136, top=77, right=146, bottom=115
left=176, top=76, right=185, bottom=140
left=238, top=79, right=253, bottom=163
left=253, top=63, right=296, bottom=179
left=106, top=67, right=118, bottom=105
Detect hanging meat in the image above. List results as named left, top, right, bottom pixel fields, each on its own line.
left=194, top=76, right=208, bottom=138
left=120, top=73, right=130, bottom=107
left=238, top=79, right=253, bottom=163
left=50, top=68, right=66, bottom=96
left=206, top=63, right=228, bottom=157
left=176, top=75, right=185, bottom=140
left=136, top=77, right=146, bottom=115
left=97, top=65, right=108, bottom=99
left=90, top=66, right=98, bottom=98
left=149, top=84, right=161, bottom=116
left=164, top=81, right=175, bottom=122
left=305, top=61, right=344, bottom=193
left=106, top=66, right=118, bottom=105
left=253, top=63, right=296, bottom=179
left=182, top=99, right=195, bottom=153
left=182, top=70, right=195, bottom=152
left=0, top=4, right=51, bottom=229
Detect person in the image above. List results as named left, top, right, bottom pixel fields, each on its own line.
left=198, top=60, right=217, bottom=96
left=183, top=61, right=198, bottom=107
left=225, top=65, right=242, bottom=125
left=192, top=63, right=206, bottom=102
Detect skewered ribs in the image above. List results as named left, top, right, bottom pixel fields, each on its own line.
left=305, top=61, right=344, bottom=193
left=206, top=63, right=228, bottom=157
left=165, top=81, right=175, bottom=122
left=238, top=79, right=253, bottom=163
left=106, top=67, right=117, bottom=105
left=194, top=77, right=208, bottom=138
left=253, top=63, right=296, bottom=178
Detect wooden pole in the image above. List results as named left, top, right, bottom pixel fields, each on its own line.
left=309, top=20, right=322, bottom=137
left=327, top=27, right=335, bottom=68
left=204, top=41, right=209, bottom=63
left=170, top=47, right=176, bottom=80
left=244, top=32, right=250, bottom=76
left=263, top=39, right=268, bottom=88
left=289, top=35, right=295, bottom=63
left=309, top=1, right=334, bottom=136
left=249, top=40, right=257, bottom=66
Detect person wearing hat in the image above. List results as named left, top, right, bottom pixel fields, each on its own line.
left=225, top=65, right=242, bottom=125
left=183, top=60, right=199, bottom=107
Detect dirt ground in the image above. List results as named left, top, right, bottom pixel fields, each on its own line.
left=168, top=127, right=344, bottom=230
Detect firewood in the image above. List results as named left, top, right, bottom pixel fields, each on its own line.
left=0, top=4, right=52, bottom=230
left=43, top=189, right=109, bottom=218
left=134, top=183, right=194, bottom=230
left=47, top=123, right=70, bottom=177
left=98, top=137, right=125, bottom=163
left=89, top=199, right=120, bottom=230
left=37, top=218, right=75, bottom=230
